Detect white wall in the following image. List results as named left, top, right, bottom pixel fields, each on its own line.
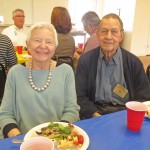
left=102, top=0, right=136, bottom=31
left=0, top=0, right=69, bottom=25
left=32, top=0, right=69, bottom=23
left=121, top=31, right=132, bottom=51
left=0, top=0, right=33, bottom=24
left=130, top=0, right=150, bottom=56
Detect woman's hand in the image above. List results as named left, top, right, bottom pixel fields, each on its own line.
left=7, top=128, right=21, bottom=137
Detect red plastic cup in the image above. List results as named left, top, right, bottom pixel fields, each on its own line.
left=17, top=46, right=23, bottom=54
left=78, top=43, right=84, bottom=49
left=20, top=137, right=54, bottom=150
left=126, top=101, right=147, bottom=132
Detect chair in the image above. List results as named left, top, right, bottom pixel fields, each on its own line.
left=52, top=56, right=74, bottom=70
left=146, top=64, right=150, bottom=82
left=0, top=63, right=6, bottom=104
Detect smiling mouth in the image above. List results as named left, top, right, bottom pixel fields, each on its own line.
left=105, top=43, right=113, bottom=45
left=37, top=51, right=49, bottom=54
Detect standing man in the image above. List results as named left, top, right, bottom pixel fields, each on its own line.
left=75, top=13, right=150, bottom=119
left=2, top=8, right=29, bottom=49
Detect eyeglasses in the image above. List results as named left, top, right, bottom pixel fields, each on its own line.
left=14, top=15, right=25, bottom=18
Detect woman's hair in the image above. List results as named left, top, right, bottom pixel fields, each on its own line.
left=51, top=7, right=72, bottom=34
left=27, top=22, right=58, bottom=46
left=81, top=11, right=100, bottom=27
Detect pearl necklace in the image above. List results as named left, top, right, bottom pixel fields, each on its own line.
left=28, top=61, right=52, bottom=92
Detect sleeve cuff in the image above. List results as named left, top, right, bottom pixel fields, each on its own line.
left=3, top=123, right=19, bottom=138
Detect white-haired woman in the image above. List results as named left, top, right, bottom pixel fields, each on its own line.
left=0, top=22, right=80, bottom=139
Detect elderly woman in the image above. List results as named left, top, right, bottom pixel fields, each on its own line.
left=0, top=22, right=80, bottom=139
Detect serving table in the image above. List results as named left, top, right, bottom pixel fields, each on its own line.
left=0, top=110, right=150, bottom=150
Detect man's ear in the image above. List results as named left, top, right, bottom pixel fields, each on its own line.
left=120, top=32, right=124, bottom=42
left=12, top=17, right=14, bottom=20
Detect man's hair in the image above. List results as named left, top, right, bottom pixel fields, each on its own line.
left=81, top=11, right=100, bottom=26
left=12, top=8, right=24, bottom=17
left=100, top=13, right=124, bottom=31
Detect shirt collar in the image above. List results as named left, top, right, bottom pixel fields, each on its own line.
left=99, top=47, right=122, bottom=65
left=14, top=25, right=23, bottom=31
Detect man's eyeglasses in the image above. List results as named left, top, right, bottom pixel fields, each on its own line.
left=14, top=15, right=25, bottom=18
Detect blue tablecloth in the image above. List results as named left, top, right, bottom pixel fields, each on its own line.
left=0, top=110, right=150, bottom=150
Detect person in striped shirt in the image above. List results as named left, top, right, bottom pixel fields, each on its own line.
left=0, top=34, right=17, bottom=72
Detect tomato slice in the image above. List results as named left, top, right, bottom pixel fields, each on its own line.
left=74, top=141, right=79, bottom=145
left=77, top=135, right=84, bottom=144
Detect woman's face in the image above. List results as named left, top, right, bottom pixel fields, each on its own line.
left=27, top=27, right=56, bottom=63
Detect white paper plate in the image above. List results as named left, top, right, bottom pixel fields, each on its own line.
left=24, top=122, right=90, bottom=150
left=143, top=101, right=150, bottom=119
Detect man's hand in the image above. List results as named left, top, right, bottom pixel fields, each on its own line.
left=92, top=112, right=101, bottom=118
left=76, top=47, right=84, bottom=55
left=74, top=51, right=80, bottom=60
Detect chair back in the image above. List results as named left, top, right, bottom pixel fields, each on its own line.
left=146, top=64, right=150, bottom=82
left=52, top=56, right=74, bottom=70
left=0, top=63, right=6, bottom=104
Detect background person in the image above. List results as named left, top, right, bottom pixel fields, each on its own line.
left=75, top=13, right=150, bottom=120
left=2, top=8, right=29, bottom=49
left=0, top=34, right=17, bottom=104
left=51, top=7, right=75, bottom=59
left=0, top=34, right=17, bottom=71
left=74, top=11, right=100, bottom=60
left=0, top=22, right=80, bottom=139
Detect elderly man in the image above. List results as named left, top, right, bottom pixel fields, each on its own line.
left=2, top=8, right=29, bottom=48
left=75, top=13, right=150, bottom=120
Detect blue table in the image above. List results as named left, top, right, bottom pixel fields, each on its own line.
left=0, top=110, right=150, bottom=150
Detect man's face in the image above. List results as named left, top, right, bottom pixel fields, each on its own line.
left=83, top=22, right=93, bottom=35
left=98, top=18, right=123, bottom=54
left=13, top=11, right=25, bottom=29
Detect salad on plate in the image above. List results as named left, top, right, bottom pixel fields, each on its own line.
left=24, top=122, right=89, bottom=150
